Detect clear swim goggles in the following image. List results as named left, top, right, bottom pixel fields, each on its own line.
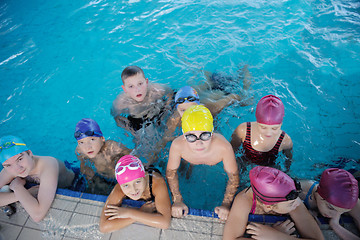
left=115, top=161, right=142, bottom=176
left=185, top=132, right=212, bottom=143
left=0, top=142, right=26, bottom=153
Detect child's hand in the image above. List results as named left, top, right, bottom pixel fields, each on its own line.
left=171, top=201, right=188, bottom=218
left=104, top=204, right=130, bottom=220
left=272, top=219, right=296, bottom=235
left=214, top=205, right=230, bottom=221
left=329, top=212, right=341, bottom=229
left=9, top=177, right=26, bottom=191
left=246, top=222, right=287, bottom=240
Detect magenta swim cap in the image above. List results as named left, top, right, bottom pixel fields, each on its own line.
left=255, top=95, right=284, bottom=125
left=250, top=166, right=297, bottom=205
left=318, top=168, right=359, bottom=209
left=115, top=155, right=145, bottom=185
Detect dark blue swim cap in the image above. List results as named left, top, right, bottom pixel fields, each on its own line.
left=74, top=118, right=103, bottom=141
left=175, top=86, right=200, bottom=107
left=0, top=135, right=29, bottom=164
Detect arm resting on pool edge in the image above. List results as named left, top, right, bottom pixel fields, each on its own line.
left=166, top=168, right=189, bottom=218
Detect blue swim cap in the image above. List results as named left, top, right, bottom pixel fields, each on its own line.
left=175, top=86, right=200, bottom=107
left=74, top=118, right=103, bottom=141
left=0, top=135, right=29, bottom=164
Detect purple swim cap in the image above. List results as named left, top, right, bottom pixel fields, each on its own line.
left=250, top=166, right=297, bottom=205
left=318, top=168, right=359, bottom=209
left=115, top=155, right=146, bottom=185
left=74, top=118, right=103, bottom=140
left=255, top=95, right=285, bottom=125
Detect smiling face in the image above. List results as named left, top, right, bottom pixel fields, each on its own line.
left=2, top=151, right=34, bottom=177
left=315, top=192, right=350, bottom=218
left=122, top=73, right=148, bottom=102
left=120, top=177, right=147, bottom=200
left=184, top=130, right=212, bottom=153
left=257, top=123, right=282, bottom=138
left=177, top=102, right=198, bottom=117
left=77, top=136, right=105, bottom=159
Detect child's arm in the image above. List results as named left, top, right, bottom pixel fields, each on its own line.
left=10, top=157, right=59, bottom=222
left=215, top=142, right=239, bottom=220
left=204, top=94, right=240, bottom=117
left=350, top=200, right=360, bottom=235
left=329, top=211, right=360, bottom=240
left=281, top=134, right=293, bottom=172
left=99, top=185, right=134, bottom=233
left=0, top=170, right=18, bottom=206
left=166, top=141, right=188, bottom=218
left=230, top=123, right=246, bottom=153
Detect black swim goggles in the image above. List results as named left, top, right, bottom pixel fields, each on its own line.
left=175, top=96, right=199, bottom=105
left=74, top=130, right=102, bottom=139
left=185, top=132, right=212, bottom=143
left=0, top=142, right=26, bottom=153
left=253, top=178, right=302, bottom=203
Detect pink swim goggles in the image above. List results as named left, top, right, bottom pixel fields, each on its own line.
left=115, top=155, right=145, bottom=185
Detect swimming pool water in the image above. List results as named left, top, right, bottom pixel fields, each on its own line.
left=1, top=0, right=359, bottom=210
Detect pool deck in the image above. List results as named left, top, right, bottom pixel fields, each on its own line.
left=0, top=192, right=357, bottom=240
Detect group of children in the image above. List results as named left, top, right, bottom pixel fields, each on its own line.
left=0, top=65, right=359, bottom=240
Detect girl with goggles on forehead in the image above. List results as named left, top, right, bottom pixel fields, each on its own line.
left=74, top=118, right=132, bottom=195
left=99, top=155, right=171, bottom=232
left=166, top=105, right=239, bottom=221
left=223, top=166, right=324, bottom=240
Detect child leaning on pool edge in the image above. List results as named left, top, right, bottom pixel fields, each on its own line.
left=99, top=155, right=171, bottom=232
left=230, top=94, right=293, bottom=171
left=299, top=168, right=360, bottom=240
left=166, top=105, right=239, bottom=221
left=0, top=135, right=74, bottom=222
left=223, top=166, right=324, bottom=240
left=111, top=65, right=173, bottom=135
left=75, top=118, right=132, bottom=195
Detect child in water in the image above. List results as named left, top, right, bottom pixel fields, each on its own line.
left=111, top=65, right=173, bottom=135
left=230, top=94, right=293, bottom=171
left=166, top=105, right=239, bottom=221
left=75, top=118, right=131, bottom=195
left=0, top=135, right=74, bottom=222
left=223, top=166, right=324, bottom=240
left=299, top=168, right=360, bottom=240
left=99, top=155, right=171, bottom=232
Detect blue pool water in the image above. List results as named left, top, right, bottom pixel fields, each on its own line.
left=1, top=0, right=359, bottom=210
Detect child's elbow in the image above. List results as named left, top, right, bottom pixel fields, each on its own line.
left=99, top=222, right=114, bottom=233
left=31, top=213, right=46, bottom=223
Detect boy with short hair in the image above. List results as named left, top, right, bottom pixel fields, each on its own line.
left=111, top=65, right=173, bottom=134
left=0, top=135, right=74, bottom=222
left=75, top=118, right=132, bottom=195
left=166, top=105, right=239, bottom=221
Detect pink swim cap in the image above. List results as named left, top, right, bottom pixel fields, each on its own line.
left=318, top=168, right=359, bottom=209
left=250, top=166, right=297, bottom=205
left=255, top=95, right=284, bottom=125
left=115, top=155, right=145, bottom=185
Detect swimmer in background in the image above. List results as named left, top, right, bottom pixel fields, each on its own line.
left=0, top=135, right=74, bottom=222
left=166, top=105, right=239, bottom=221
left=299, top=168, right=360, bottom=240
left=99, top=155, right=171, bottom=232
left=75, top=118, right=132, bottom=195
left=230, top=94, right=293, bottom=172
left=223, top=166, right=324, bottom=240
left=111, top=65, right=173, bottom=135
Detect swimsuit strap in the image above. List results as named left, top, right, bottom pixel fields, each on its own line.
left=270, top=131, right=285, bottom=153
left=303, top=181, right=318, bottom=209
left=148, top=168, right=155, bottom=202
left=245, top=122, right=251, bottom=142
left=251, top=190, right=257, bottom=214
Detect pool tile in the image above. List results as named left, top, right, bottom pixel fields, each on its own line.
left=74, top=202, right=103, bottom=216
left=184, top=214, right=213, bottom=222
left=322, top=230, right=341, bottom=240
left=79, top=198, right=105, bottom=207
left=55, top=194, right=80, bottom=202
left=0, top=221, right=22, bottom=240
left=17, top=227, right=43, bottom=240
left=109, top=223, right=160, bottom=240
left=160, top=229, right=210, bottom=240
left=25, top=208, right=73, bottom=230
left=65, top=213, right=108, bottom=239
left=0, top=206, right=29, bottom=226
left=169, top=218, right=212, bottom=234
left=211, top=235, right=223, bottom=240
left=212, top=222, right=225, bottom=236
left=51, top=198, right=78, bottom=212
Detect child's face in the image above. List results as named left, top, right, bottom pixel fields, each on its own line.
left=77, top=137, right=105, bottom=159
left=120, top=177, right=146, bottom=200
left=122, top=73, right=148, bottom=102
left=177, top=102, right=198, bottom=117
left=257, top=123, right=282, bottom=138
left=2, top=151, right=34, bottom=177
left=184, top=131, right=212, bottom=153
left=269, top=198, right=301, bottom=214
left=315, top=192, right=350, bottom=218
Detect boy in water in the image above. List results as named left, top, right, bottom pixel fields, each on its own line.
left=75, top=118, right=132, bottom=195
left=166, top=105, right=239, bottom=221
left=230, top=95, right=293, bottom=172
left=0, top=135, right=74, bottom=222
left=111, top=65, right=173, bottom=135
